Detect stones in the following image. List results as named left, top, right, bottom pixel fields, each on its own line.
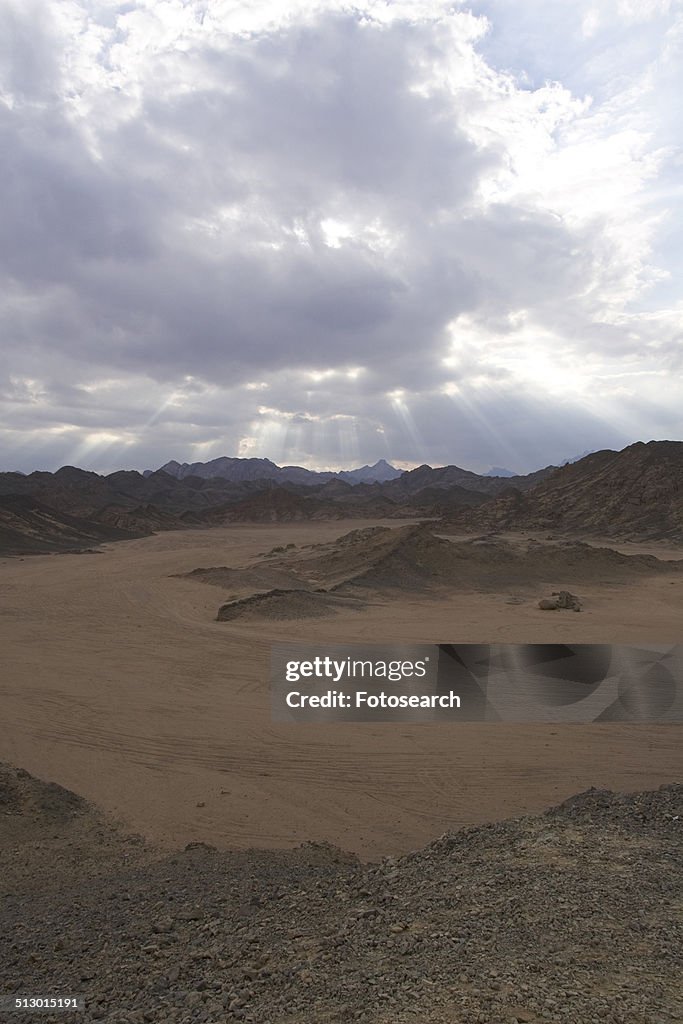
left=175, top=908, right=203, bottom=922
left=1, top=779, right=680, bottom=1024
left=538, top=590, right=582, bottom=611
left=554, top=589, right=583, bottom=610
left=152, top=918, right=175, bottom=934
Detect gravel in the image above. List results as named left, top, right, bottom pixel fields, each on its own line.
left=1, top=765, right=681, bottom=1024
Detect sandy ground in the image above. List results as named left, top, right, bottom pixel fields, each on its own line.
left=1, top=520, right=681, bottom=859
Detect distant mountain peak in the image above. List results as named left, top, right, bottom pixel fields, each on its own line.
left=338, top=460, right=402, bottom=484
left=152, top=456, right=402, bottom=486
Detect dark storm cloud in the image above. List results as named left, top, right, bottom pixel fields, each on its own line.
left=1, top=11, right=489, bottom=380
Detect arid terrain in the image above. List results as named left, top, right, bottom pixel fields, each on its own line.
left=1, top=445, right=682, bottom=1024
left=1, top=519, right=681, bottom=859
left=1, top=763, right=680, bottom=1024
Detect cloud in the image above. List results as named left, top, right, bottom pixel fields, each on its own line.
left=0, top=0, right=681, bottom=474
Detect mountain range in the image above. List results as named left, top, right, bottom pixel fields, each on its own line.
left=1, top=441, right=681, bottom=554
left=152, top=457, right=403, bottom=485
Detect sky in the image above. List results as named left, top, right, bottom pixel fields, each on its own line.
left=1, top=0, right=681, bottom=475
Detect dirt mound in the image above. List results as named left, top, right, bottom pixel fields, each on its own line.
left=344, top=523, right=465, bottom=589
left=311, top=528, right=683, bottom=593
left=177, top=523, right=681, bottom=626
left=0, top=764, right=96, bottom=854
left=253, top=523, right=682, bottom=594
left=546, top=783, right=682, bottom=834
left=216, top=588, right=362, bottom=621
left=177, top=564, right=306, bottom=592
left=0, top=764, right=90, bottom=822
left=267, top=523, right=441, bottom=589
left=494, top=538, right=681, bottom=588
left=0, top=764, right=151, bottom=900
left=329, top=525, right=390, bottom=546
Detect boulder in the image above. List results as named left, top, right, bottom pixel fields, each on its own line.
left=538, top=591, right=582, bottom=611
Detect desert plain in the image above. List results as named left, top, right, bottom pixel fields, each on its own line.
left=1, top=518, right=681, bottom=859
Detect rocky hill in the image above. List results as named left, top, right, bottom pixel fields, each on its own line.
left=376, top=462, right=555, bottom=498
left=0, top=462, right=497, bottom=553
left=3, top=443, right=680, bottom=554
left=1, top=762, right=680, bottom=1024
left=90, top=504, right=188, bottom=535
left=0, top=495, right=143, bottom=555
left=0, top=467, right=267, bottom=518
left=447, top=441, right=683, bottom=540
left=195, top=488, right=408, bottom=525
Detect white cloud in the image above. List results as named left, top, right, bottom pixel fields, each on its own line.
left=0, top=0, right=681, bottom=473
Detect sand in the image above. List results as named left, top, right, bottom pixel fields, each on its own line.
left=0, top=520, right=681, bottom=859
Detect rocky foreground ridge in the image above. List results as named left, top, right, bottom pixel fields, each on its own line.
left=1, top=764, right=681, bottom=1024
